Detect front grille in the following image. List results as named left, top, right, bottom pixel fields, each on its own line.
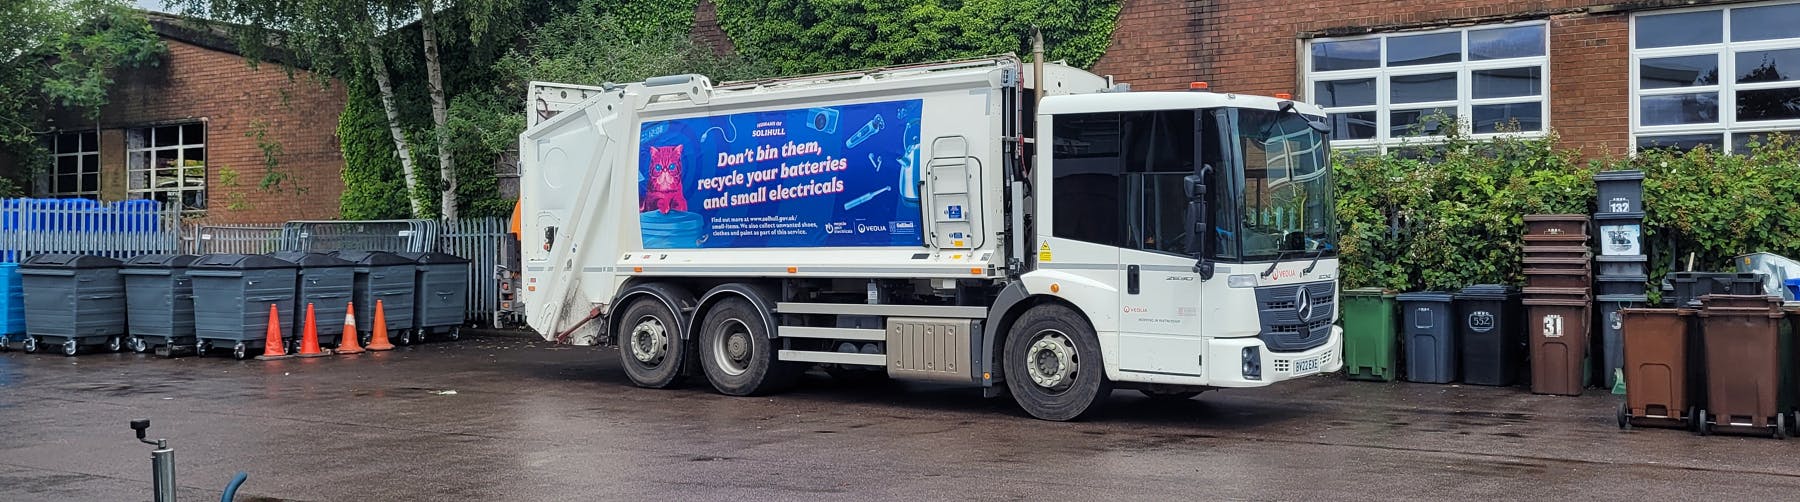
left=1253, top=281, right=1336, bottom=352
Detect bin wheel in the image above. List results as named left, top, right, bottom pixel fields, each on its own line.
left=1616, top=402, right=1631, bottom=431
left=22, top=336, right=38, bottom=354
left=447, top=327, right=461, bottom=341
left=360, top=333, right=372, bottom=346
left=397, top=331, right=414, bottom=346
left=62, top=339, right=78, bottom=357
left=1696, top=409, right=1712, bottom=436
left=232, top=343, right=249, bottom=360
left=196, top=340, right=211, bottom=357
left=107, top=336, right=122, bottom=352
left=129, top=337, right=149, bottom=354
left=0, top=335, right=9, bottom=351
left=415, top=331, right=428, bottom=344
left=1777, top=414, right=1788, bottom=440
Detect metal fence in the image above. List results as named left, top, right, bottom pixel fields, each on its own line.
left=0, top=199, right=181, bottom=262
left=185, top=224, right=285, bottom=255
left=439, top=217, right=511, bottom=327
left=280, top=220, right=439, bottom=253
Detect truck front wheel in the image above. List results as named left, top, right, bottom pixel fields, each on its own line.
left=1004, top=304, right=1111, bottom=421
left=697, top=297, right=798, bottom=396
left=617, top=297, right=687, bottom=388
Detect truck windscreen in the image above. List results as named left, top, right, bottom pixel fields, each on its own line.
left=1233, top=108, right=1335, bottom=262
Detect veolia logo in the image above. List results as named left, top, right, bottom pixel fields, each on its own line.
left=1468, top=311, right=1495, bottom=333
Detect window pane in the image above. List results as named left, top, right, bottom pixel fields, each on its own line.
left=1473, top=67, right=1542, bottom=98
left=1639, top=55, right=1720, bottom=89
left=1732, top=130, right=1800, bottom=152
left=1737, top=49, right=1800, bottom=84
left=1052, top=113, right=1123, bottom=247
left=1635, top=11, right=1721, bottom=48
left=1640, top=92, right=1719, bottom=125
left=57, top=155, right=77, bottom=175
left=1732, top=3, right=1800, bottom=42
left=1387, top=32, right=1462, bottom=66
left=79, top=154, right=98, bottom=174
left=128, top=166, right=149, bottom=190
left=1736, top=88, right=1800, bottom=121
left=1313, top=78, right=1375, bottom=107
left=1469, top=25, right=1545, bottom=60
left=181, top=123, right=205, bottom=145
left=1328, top=112, right=1377, bottom=140
left=153, top=126, right=181, bottom=147
left=1636, top=134, right=1722, bottom=152
left=1128, top=174, right=1193, bottom=253
left=1472, top=102, right=1543, bottom=133
left=153, top=149, right=179, bottom=171
left=80, top=173, right=98, bottom=192
left=54, top=134, right=77, bottom=154
left=1391, top=108, right=1451, bottom=136
left=1390, top=72, right=1457, bottom=103
left=182, top=147, right=205, bottom=165
left=1311, top=39, right=1380, bottom=71
left=183, top=190, right=205, bottom=210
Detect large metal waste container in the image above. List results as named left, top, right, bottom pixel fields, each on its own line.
left=0, top=263, right=23, bottom=348
left=1618, top=308, right=1693, bottom=430
left=18, top=254, right=127, bottom=356
left=120, top=254, right=198, bottom=355
left=396, top=252, right=470, bottom=342
left=1341, top=288, right=1398, bottom=381
left=1526, top=295, right=1590, bottom=396
left=329, top=250, right=417, bottom=345
left=189, top=254, right=299, bottom=360
left=1397, top=292, right=1456, bottom=383
left=1695, top=295, right=1787, bottom=437
left=268, top=252, right=356, bottom=348
left=1456, top=285, right=1523, bottom=386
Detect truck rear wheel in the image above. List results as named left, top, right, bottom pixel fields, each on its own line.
left=617, top=297, right=686, bottom=388
left=1004, top=304, right=1110, bottom=421
left=697, top=297, right=797, bottom=396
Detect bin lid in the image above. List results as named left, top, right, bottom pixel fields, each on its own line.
left=395, top=251, right=471, bottom=265
left=123, top=254, right=199, bottom=269
left=1671, top=271, right=1761, bottom=281
left=1593, top=211, right=1646, bottom=222
left=328, top=250, right=417, bottom=266
left=1524, top=268, right=1591, bottom=276
left=1343, top=287, right=1395, bottom=298
left=1456, top=284, right=1518, bottom=300
left=1524, top=246, right=1590, bottom=254
left=1596, top=255, right=1647, bottom=263
left=1394, top=291, right=1453, bottom=303
left=189, top=253, right=298, bottom=270
left=21, top=253, right=121, bottom=269
left=1523, top=286, right=1591, bottom=296
left=1522, top=297, right=1590, bottom=306
left=1593, top=169, right=1645, bottom=182
left=266, top=251, right=355, bottom=268
left=1596, top=294, right=1649, bottom=303
left=1523, top=214, right=1590, bottom=223
left=1596, top=274, right=1648, bottom=283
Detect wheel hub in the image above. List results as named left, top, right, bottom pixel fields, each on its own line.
left=712, top=319, right=754, bottom=376
left=1026, top=331, right=1077, bottom=390
left=629, top=317, right=669, bottom=363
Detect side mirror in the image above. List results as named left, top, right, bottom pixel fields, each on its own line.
left=1183, top=170, right=1216, bottom=281
left=1309, top=120, right=1331, bottom=134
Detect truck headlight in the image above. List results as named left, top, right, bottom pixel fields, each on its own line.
left=1241, top=346, right=1261, bottom=380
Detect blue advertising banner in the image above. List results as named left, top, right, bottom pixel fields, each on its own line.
left=636, top=99, right=925, bottom=249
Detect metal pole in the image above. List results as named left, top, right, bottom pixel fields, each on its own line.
left=151, top=440, right=176, bottom=502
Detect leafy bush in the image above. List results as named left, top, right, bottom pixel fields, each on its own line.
left=1334, top=120, right=1594, bottom=291
left=1633, top=134, right=1800, bottom=285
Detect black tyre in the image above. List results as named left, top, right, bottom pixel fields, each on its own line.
left=1138, top=389, right=1203, bottom=401
left=697, top=298, right=798, bottom=396
left=1616, top=402, right=1630, bottom=431
left=196, top=340, right=211, bottom=357
left=1696, top=409, right=1711, bottom=436
left=617, top=297, right=687, bottom=389
left=1776, top=414, right=1788, bottom=440
left=1004, top=304, right=1111, bottom=421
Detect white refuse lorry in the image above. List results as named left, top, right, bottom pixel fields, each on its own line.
left=518, top=56, right=1343, bottom=420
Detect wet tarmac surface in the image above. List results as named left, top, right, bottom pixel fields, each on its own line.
left=0, top=333, right=1796, bottom=501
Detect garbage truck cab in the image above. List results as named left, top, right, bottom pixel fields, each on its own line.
left=518, top=57, right=1342, bottom=421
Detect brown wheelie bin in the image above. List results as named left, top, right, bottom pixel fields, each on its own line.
left=1526, top=296, right=1590, bottom=396
left=1695, top=296, right=1787, bottom=438
left=1617, top=308, right=1692, bottom=430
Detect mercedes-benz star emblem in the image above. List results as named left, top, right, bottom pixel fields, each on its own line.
left=1295, top=287, right=1313, bottom=320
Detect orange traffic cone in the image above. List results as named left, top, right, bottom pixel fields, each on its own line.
left=256, top=304, right=291, bottom=360
left=367, top=299, right=395, bottom=351
left=336, top=302, right=366, bottom=355
left=296, top=303, right=328, bottom=358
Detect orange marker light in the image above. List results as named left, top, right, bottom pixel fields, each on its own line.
left=1274, top=92, right=1293, bottom=99
left=1189, top=81, right=1209, bottom=90
left=787, top=267, right=798, bottom=274
left=1050, top=283, right=1061, bottom=293
left=970, top=268, right=983, bottom=275
left=632, top=266, right=643, bottom=272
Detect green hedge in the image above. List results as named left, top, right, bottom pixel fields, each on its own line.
left=1635, top=135, right=1800, bottom=288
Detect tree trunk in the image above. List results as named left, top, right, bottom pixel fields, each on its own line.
left=420, top=0, right=457, bottom=221
left=365, top=33, right=422, bottom=218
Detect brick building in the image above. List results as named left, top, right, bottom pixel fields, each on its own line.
left=1091, top=0, right=1800, bottom=157
left=35, top=12, right=347, bottom=223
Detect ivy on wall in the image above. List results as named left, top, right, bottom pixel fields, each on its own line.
left=713, top=0, right=1122, bottom=75
left=337, top=83, right=412, bottom=220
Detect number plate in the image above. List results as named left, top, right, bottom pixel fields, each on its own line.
left=1293, top=356, right=1321, bottom=375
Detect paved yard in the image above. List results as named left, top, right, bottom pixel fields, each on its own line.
left=0, top=334, right=1795, bottom=501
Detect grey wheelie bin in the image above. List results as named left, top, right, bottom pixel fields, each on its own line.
left=18, top=254, right=127, bottom=356
left=120, top=254, right=199, bottom=355
left=188, top=254, right=299, bottom=360
left=1397, top=291, right=1458, bottom=383
left=396, top=252, right=470, bottom=343
left=329, top=250, right=417, bottom=345
left=267, top=252, right=356, bottom=348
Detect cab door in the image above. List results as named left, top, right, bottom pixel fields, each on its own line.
left=1114, top=110, right=1205, bottom=376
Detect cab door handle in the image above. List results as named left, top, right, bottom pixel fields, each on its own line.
left=1127, top=265, right=1140, bottom=295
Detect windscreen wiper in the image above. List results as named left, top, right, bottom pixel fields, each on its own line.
left=1260, top=250, right=1293, bottom=277
left=1301, top=246, right=1328, bottom=275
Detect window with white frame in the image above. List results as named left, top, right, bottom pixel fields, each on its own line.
left=1632, top=2, right=1800, bottom=153
left=126, top=123, right=206, bottom=211
left=1306, top=22, right=1550, bottom=152
left=43, top=131, right=100, bottom=198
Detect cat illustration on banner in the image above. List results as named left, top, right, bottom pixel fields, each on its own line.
left=641, top=145, right=687, bottom=214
